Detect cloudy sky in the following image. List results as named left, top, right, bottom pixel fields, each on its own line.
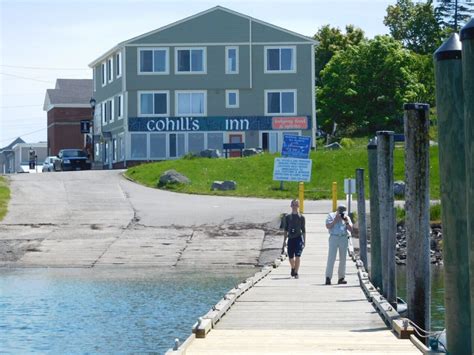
left=0, top=0, right=394, bottom=146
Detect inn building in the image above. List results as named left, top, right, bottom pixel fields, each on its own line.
left=89, top=6, right=316, bottom=168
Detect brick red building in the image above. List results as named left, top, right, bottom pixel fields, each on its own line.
left=43, top=79, right=93, bottom=156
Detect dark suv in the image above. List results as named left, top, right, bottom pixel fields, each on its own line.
left=54, top=149, right=91, bottom=171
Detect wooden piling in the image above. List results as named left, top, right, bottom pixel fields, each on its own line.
left=403, top=103, right=431, bottom=340
left=461, top=18, right=474, bottom=351
left=376, top=131, right=396, bottom=307
left=356, top=168, right=368, bottom=270
left=367, top=139, right=382, bottom=291
left=434, top=33, right=471, bottom=354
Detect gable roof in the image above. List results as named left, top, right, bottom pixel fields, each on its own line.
left=89, top=6, right=317, bottom=67
left=43, top=79, right=93, bottom=111
left=1, top=137, right=25, bottom=152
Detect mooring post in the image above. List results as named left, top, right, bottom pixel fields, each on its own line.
left=376, top=131, right=396, bottom=306
left=434, top=33, right=472, bottom=354
left=403, top=103, right=431, bottom=341
left=461, top=18, right=474, bottom=351
left=356, top=168, right=368, bottom=269
left=367, top=138, right=382, bottom=291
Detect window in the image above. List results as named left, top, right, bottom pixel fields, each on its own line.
left=176, top=91, right=206, bottom=116
left=139, top=48, right=169, bottom=74
left=113, top=138, right=117, bottom=161
left=101, top=62, right=106, bottom=86
left=226, top=90, right=239, bottom=108
left=188, top=133, right=205, bottom=153
left=150, top=134, right=166, bottom=158
left=169, top=133, right=185, bottom=158
left=175, top=48, right=206, bottom=73
left=265, top=90, right=296, bottom=115
left=117, top=95, right=123, bottom=119
left=139, top=91, right=169, bottom=116
left=116, top=52, right=122, bottom=78
left=131, top=133, right=147, bottom=159
left=265, top=46, right=296, bottom=73
left=106, top=99, right=114, bottom=123
left=226, top=46, right=238, bottom=74
left=207, top=133, right=224, bottom=150
left=107, top=57, right=113, bottom=82
left=102, top=102, right=106, bottom=125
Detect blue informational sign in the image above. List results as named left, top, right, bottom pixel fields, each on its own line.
left=273, top=158, right=312, bottom=182
left=281, top=135, right=311, bottom=159
left=128, top=116, right=311, bottom=132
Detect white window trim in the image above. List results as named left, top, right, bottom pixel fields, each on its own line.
left=107, top=57, right=114, bottom=83
left=137, top=47, right=170, bottom=75
left=109, top=98, right=114, bottom=123
left=102, top=102, right=107, bottom=125
left=138, top=90, right=170, bottom=117
left=175, top=90, right=207, bottom=116
left=101, top=62, right=106, bottom=87
left=225, top=46, right=239, bottom=74
left=116, top=52, right=122, bottom=78
left=264, top=46, right=297, bottom=74
left=225, top=90, right=239, bottom=108
left=174, top=47, right=207, bottom=74
left=117, top=94, right=123, bottom=119
left=264, top=89, right=297, bottom=116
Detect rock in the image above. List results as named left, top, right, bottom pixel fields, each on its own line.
left=199, top=149, right=221, bottom=158
left=211, top=180, right=237, bottom=191
left=242, top=148, right=263, bottom=157
left=324, top=142, right=342, bottom=150
left=393, top=181, right=405, bottom=197
left=158, top=170, right=190, bottom=186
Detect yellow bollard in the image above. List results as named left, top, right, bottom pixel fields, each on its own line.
left=298, top=182, right=304, bottom=213
left=332, top=182, right=337, bottom=211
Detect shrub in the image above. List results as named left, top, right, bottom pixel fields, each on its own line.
left=340, top=138, right=355, bottom=149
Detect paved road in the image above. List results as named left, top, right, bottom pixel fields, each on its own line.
left=0, top=170, right=340, bottom=268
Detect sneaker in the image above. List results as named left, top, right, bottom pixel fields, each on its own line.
left=294, top=273, right=299, bottom=279
left=291, top=268, right=295, bottom=277
left=338, top=278, right=347, bottom=284
left=325, top=277, right=331, bottom=285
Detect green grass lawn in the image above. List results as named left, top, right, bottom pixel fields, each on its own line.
left=125, top=145, right=440, bottom=200
left=0, top=176, right=10, bottom=221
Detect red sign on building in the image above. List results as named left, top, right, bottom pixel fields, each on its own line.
left=272, top=116, right=308, bottom=130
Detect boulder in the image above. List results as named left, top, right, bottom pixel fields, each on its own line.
left=158, top=169, right=190, bottom=186
left=324, top=142, right=342, bottom=150
left=211, top=180, right=237, bottom=191
left=199, top=149, right=221, bottom=158
left=393, top=180, right=405, bottom=197
left=243, top=148, right=263, bottom=157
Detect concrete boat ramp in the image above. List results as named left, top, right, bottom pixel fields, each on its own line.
left=171, top=214, right=420, bottom=354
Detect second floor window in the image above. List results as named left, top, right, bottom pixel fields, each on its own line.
left=176, top=48, right=205, bottom=73
left=176, top=91, right=206, bottom=116
left=139, top=48, right=168, bottom=73
left=265, top=90, right=296, bottom=115
left=139, top=91, right=169, bottom=116
left=101, top=62, right=106, bottom=86
left=116, top=52, right=122, bottom=77
left=107, top=57, right=113, bottom=82
left=265, top=46, right=296, bottom=73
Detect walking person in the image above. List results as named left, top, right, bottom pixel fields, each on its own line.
left=281, top=199, right=306, bottom=279
left=325, top=204, right=353, bottom=285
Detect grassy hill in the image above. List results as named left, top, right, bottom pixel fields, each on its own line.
left=125, top=145, right=440, bottom=200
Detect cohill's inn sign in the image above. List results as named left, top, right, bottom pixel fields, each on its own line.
left=129, top=116, right=311, bottom=132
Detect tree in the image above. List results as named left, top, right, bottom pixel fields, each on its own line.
left=317, top=36, right=433, bottom=136
left=384, top=0, right=443, bottom=54
left=435, top=0, right=474, bottom=31
left=313, top=25, right=365, bottom=84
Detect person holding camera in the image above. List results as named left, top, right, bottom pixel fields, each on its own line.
left=324, top=204, right=353, bottom=285
left=281, top=199, right=306, bottom=279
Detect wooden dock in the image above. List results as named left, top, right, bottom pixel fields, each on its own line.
left=175, top=214, right=420, bottom=354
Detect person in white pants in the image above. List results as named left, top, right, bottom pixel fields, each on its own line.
left=325, top=204, right=353, bottom=285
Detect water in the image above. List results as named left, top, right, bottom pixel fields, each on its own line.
left=396, top=265, right=445, bottom=330
left=0, top=268, right=252, bottom=354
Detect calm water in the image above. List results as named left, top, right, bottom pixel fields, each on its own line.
left=0, top=268, right=252, bottom=354
left=396, top=265, right=445, bottom=331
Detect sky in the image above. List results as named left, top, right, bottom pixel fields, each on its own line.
left=0, top=0, right=395, bottom=147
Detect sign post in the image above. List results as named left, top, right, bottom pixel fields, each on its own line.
left=344, top=178, right=356, bottom=214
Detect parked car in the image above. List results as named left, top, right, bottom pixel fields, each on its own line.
left=42, top=156, right=58, bottom=172
left=54, top=149, right=91, bottom=171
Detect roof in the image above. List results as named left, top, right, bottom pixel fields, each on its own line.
left=89, top=6, right=317, bottom=67
left=43, top=79, right=93, bottom=111
left=0, top=137, right=25, bottom=152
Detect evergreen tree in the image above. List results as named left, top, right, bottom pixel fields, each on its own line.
left=435, top=0, right=474, bottom=31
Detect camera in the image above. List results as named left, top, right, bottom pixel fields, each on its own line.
left=339, top=212, right=345, bottom=218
